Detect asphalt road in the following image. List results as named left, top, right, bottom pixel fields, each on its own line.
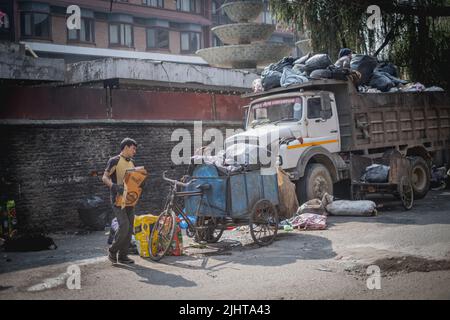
left=1, top=190, right=449, bottom=300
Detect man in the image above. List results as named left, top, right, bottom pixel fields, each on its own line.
left=102, top=138, right=137, bottom=264
left=334, top=48, right=352, bottom=69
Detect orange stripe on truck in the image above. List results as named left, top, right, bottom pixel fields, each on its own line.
left=287, top=139, right=339, bottom=150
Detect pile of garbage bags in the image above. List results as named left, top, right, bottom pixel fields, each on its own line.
left=254, top=53, right=445, bottom=93
left=279, top=193, right=377, bottom=231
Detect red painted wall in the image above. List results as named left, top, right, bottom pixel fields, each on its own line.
left=0, top=86, right=249, bottom=121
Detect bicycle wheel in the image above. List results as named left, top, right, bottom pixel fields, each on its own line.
left=149, top=209, right=176, bottom=261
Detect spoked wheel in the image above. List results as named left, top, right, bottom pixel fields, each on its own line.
left=194, top=217, right=224, bottom=243
left=149, top=210, right=176, bottom=261
left=205, top=217, right=225, bottom=243
left=398, top=176, right=414, bottom=210
left=249, top=199, right=278, bottom=246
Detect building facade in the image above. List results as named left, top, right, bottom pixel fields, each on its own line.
left=0, top=0, right=296, bottom=63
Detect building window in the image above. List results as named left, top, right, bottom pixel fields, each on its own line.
left=181, top=31, right=201, bottom=53
left=212, top=35, right=222, bottom=47
left=176, top=0, right=202, bottom=14
left=20, top=12, right=50, bottom=38
left=146, top=28, right=169, bottom=49
left=68, top=18, right=95, bottom=43
left=143, top=0, right=164, bottom=7
left=109, top=23, right=133, bottom=47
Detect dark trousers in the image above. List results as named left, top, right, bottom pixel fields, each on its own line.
left=109, top=206, right=135, bottom=258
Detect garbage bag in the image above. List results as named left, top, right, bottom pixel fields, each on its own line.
left=378, top=71, right=408, bottom=86
left=77, top=196, right=108, bottom=231
left=369, top=72, right=395, bottom=92
left=350, top=54, right=377, bottom=85
left=425, top=86, right=445, bottom=92
left=304, top=54, right=333, bottom=73
left=4, top=234, right=57, bottom=252
left=374, top=62, right=399, bottom=77
left=310, top=68, right=332, bottom=79
left=297, top=199, right=325, bottom=215
left=261, top=70, right=282, bottom=90
left=277, top=167, right=299, bottom=219
left=292, top=63, right=307, bottom=74
left=360, top=164, right=390, bottom=183
left=280, top=68, right=309, bottom=87
left=294, top=52, right=312, bottom=65
left=288, top=213, right=327, bottom=230
left=326, top=200, right=377, bottom=216
left=267, top=56, right=296, bottom=73
left=252, top=78, right=263, bottom=93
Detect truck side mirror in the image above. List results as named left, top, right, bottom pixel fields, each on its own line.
left=320, top=93, right=332, bottom=120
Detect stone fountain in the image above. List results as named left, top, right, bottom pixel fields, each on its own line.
left=196, top=0, right=292, bottom=69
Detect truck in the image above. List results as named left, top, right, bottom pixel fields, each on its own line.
left=226, top=79, right=450, bottom=203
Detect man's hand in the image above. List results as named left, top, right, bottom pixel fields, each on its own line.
left=111, top=183, right=124, bottom=195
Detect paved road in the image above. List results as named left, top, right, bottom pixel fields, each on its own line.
left=1, top=190, right=450, bottom=300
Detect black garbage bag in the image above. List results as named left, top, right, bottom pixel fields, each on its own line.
left=292, top=63, right=307, bottom=74
left=304, top=54, right=333, bottom=73
left=369, top=72, right=395, bottom=92
left=261, top=70, right=282, bottom=90
left=4, top=234, right=57, bottom=252
left=350, top=54, right=378, bottom=85
left=294, top=53, right=312, bottom=65
left=374, top=62, right=398, bottom=77
left=360, top=164, right=390, bottom=183
left=77, top=196, right=108, bottom=231
left=310, top=68, right=333, bottom=79
left=266, top=57, right=296, bottom=73
left=378, top=71, right=408, bottom=86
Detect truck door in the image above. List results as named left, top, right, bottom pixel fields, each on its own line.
left=305, top=95, right=340, bottom=152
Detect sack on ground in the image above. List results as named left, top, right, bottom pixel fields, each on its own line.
left=326, top=200, right=377, bottom=216
left=277, top=167, right=299, bottom=219
left=289, top=213, right=327, bottom=230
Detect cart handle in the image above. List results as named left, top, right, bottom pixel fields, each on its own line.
left=162, top=171, right=196, bottom=188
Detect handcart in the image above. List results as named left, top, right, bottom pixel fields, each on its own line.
left=349, top=150, right=414, bottom=210
left=149, top=164, right=280, bottom=261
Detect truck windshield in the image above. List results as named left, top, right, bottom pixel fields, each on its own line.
left=248, top=98, right=302, bottom=128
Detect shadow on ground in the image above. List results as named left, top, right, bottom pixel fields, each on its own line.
left=113, top=263, right=197, bottom=288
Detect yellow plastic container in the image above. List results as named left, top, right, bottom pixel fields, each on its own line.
left=133, top=214, right=158, bottom=258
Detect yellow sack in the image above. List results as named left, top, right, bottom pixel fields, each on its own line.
left=133, top=214, right=158, bottom=258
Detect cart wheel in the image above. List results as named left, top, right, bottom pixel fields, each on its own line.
left=206, top=217, right=224, bottom=243
left=149, top=209, right=176, bottom=261
left=194, top=217, right=224, bottom=243
left=398, top=176, right=414, bottom=210
left=249, top=199, right=278, bottom=246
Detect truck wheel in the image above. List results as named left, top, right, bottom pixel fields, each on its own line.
left=296, top=163, right=333, bottom=204
left=409, top=156, right=430, bottom=199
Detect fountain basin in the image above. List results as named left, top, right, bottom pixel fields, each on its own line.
left=196, top=43, right=292, bottom=69
left=222, top=1, right=264, bottom=23
left=212, top=23, right=275, bottom=45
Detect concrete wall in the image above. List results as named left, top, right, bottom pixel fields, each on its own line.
left=0, top=121, right=242, bottom=232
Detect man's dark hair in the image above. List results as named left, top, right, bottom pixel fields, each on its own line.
left=120, top=138, right=137, bottom=151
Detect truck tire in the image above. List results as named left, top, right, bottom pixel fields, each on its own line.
left=409, top=156, right=430, bottom=199
left=296, top=163, right=334, bottom=204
